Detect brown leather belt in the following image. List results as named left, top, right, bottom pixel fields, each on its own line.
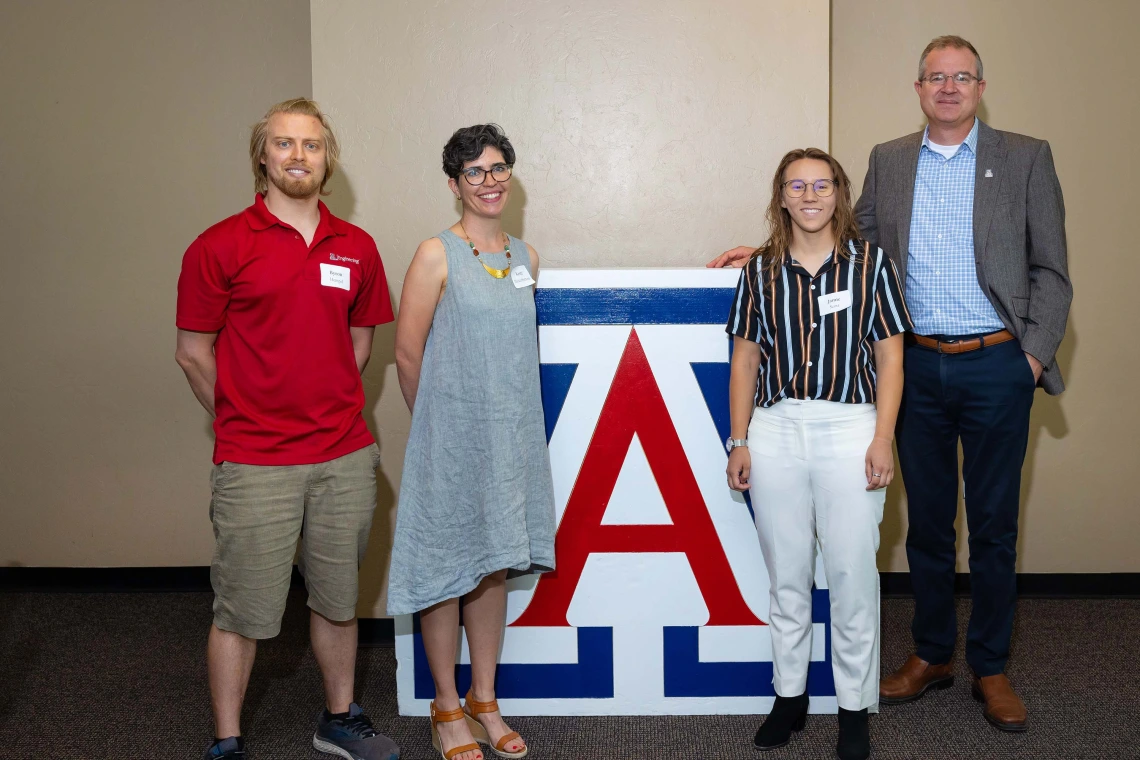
left=906, top=329, right=1014, bottom=354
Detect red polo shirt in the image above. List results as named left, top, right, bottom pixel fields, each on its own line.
left=177, top=194, right=394, bottom=465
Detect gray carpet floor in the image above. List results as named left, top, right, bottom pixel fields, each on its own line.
left=0, top=590, right=1137, bottom=759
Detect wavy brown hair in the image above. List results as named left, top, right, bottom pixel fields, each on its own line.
left=752, top=147, right=860, bottom=275
left=249, top=98, right=341, bottom=196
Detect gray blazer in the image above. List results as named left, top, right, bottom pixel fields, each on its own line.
left=854, top=120, right=1072, bottom=395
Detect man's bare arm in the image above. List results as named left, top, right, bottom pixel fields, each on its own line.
left=350, top=326, right=376, bottom=374
left=175, top=329, right=219, bottom=416
left=706, top=245, right=756, bottom=269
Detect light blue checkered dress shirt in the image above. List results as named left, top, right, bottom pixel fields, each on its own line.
left=906, top=118, right=1005, bottom=335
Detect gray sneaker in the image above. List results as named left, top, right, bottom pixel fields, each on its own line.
left=312, top=703, right=400, bottom=760
left=203, top=736, right=245, bottom=759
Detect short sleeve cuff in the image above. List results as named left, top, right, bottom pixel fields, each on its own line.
left=176, top=317, right=225, bottom=332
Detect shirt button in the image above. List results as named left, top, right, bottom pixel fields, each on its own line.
left=295, top=234, right=300, bottom=240
left=811, top=322, right=817, bottom=328
left=810, top=285, right=816, bottom=290
left=940, top=198, right=945, bottom=203
left=807, top=361, right=813, bottom=367
left=937, top=234, right=943, bottom=239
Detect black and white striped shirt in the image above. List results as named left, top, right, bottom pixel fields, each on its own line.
left=726, top=240, right=913, bottom=407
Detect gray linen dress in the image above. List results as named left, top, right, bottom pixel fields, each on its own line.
left=386, top=230, right=556, bottom=616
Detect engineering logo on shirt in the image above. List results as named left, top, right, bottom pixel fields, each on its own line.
left=395, top=269, right=838, bottom=716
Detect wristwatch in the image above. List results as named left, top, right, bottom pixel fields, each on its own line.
left=725, top=437, right=748, bottom=453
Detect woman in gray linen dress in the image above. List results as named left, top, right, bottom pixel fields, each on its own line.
left=389, top=124, right=554, bottom=760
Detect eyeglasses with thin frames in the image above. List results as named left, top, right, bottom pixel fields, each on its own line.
left=921, top=72, right=981, bottom=86
left=460, top=164, right=513, bottom=186
left=782, top=179, right=837, bottom=198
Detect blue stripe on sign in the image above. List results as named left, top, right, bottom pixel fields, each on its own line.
left=662, top=588, right=835, bottom=698
left=539, top=363, right=578, bottom=443
left=536, top=288, right=737, bottom=325
left=690, top=359, right=753, bottom=520
left=690, top=360, right=731, bottom=444
left=662, top=626, right=775, bottom=697
left=413, top=622, right=614, bottom=699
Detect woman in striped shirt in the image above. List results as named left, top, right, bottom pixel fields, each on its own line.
left=725, top=147, right=912, bottom=760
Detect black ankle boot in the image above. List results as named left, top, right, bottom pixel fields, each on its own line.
left=836, top=707, right=870, bottom=760
left=753, top=692, right=809, bottom=750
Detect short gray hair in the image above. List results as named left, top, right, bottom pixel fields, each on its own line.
left=918, top=35, right=983, bottom=81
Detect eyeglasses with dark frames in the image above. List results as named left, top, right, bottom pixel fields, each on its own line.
left=782, top=179, right=838, bottom=198
left=460, top=164, right=513, bottom=186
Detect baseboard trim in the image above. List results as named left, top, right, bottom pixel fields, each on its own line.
left=358, top=618, right=395, bottom=647
left=3, top=567, right=1137, bottom=602
left=880, top=572, right=1140, bottom=598
left=0, top=566, right=399, bottom=646
left=0, top=565, right=305, bottom=592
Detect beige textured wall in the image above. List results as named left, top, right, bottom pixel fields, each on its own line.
left=0, top=1, right=313, bottom=566
left=310, top=0, right=830, bottom=615
left=831, top=0, right=1139, bottom=572
left=3, top=0, right=1133, bottom=592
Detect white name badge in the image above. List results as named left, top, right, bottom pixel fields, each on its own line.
left=818, top=289, right=852, bottom=316
left=511, top=265, right=536, bottom=288
left=320, top=263, right=351, bottom=290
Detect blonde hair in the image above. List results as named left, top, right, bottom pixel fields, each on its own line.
left=751, top=148, right=861, bottom=275
left=249, top=98, right=341, bottom=195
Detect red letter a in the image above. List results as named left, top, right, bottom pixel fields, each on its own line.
left=513, top=329, right=761, bottom=627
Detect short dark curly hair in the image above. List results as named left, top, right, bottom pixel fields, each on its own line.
left=441, top=124, right=516, bottom=179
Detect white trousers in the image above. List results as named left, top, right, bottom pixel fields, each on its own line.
left=748, top=399, right=884, bottom=711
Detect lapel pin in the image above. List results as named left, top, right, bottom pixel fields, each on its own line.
left=984, top=169, right=993, bottom=177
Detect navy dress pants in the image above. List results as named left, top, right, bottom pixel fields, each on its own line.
left=896, top=337, right=1035, bottom=677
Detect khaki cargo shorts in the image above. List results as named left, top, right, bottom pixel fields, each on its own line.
left=208, top=443, right=381, bottom=639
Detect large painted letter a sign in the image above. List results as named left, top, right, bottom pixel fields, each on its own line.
left=395, top=269, right=839, bottom=716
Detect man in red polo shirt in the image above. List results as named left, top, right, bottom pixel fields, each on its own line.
left=176, top=98, right=399, bottom=760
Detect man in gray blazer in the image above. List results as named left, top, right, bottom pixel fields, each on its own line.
left=709, top=35, right=1071, bottom=734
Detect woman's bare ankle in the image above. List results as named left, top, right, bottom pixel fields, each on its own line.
left=433, top=690, right=462, bottom=711
left=468, top=685, right=496, bottom=703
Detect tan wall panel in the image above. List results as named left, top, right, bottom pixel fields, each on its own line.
left=311, top=0, right=830, bottom=615
left=831, top=0, right=1139, bottom=572
left=4, top=1, right=1131, bottom=589
left=0, top=1, right=312, bottom=566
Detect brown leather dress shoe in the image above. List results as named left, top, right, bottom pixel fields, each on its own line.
left=972, top=674, right=1028, bottom=732
left=879, top=654, right=954, bottom=704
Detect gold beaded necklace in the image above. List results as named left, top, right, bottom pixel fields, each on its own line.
left=458, top=222, right=511, bottom=279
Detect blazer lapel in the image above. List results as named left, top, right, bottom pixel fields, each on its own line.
left=973, top=121, right=1006, bottom=264
left=896, top=133, right=922, bottom=271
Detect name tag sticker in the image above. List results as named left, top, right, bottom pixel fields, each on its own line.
left=511, top=265, right=536, bottom=288
left=818, top=290, right=852, bottom=316
left=320, top=263, right=351, bottom=290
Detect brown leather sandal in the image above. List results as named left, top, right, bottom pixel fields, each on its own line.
left=430, top=701, right=483, bottom=760
left=464, top=690, right=528, bottom=758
